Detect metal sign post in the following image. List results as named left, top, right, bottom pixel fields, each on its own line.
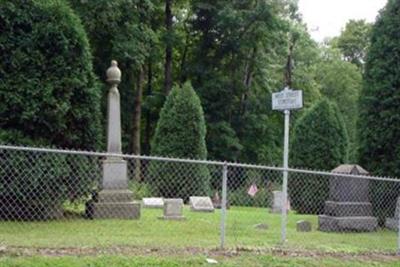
left=272, top=87, right=303, bottom=244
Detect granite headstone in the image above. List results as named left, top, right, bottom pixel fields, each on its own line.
left=160, top=198, right=185, bottom=220
left=318, top=165, right=377, bottom=232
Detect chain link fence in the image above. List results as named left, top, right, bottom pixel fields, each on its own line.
left=0, top=145, right=399, bottom=254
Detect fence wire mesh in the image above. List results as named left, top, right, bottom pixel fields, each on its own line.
left=0, top=145, right=399, bottom=254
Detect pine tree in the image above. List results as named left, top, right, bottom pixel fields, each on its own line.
left=290, top=98, right=349, bottom=214
left=149, top=82, right=210, bottom=199
left=358, top=0, right=400, bottom=224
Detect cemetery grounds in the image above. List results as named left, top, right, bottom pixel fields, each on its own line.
left=0, top=146, right=400, bottom=266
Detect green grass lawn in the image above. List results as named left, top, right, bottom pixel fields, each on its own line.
left=1, top=255, right=400, bottom=267
left=0, top=206, right=397, bottom=253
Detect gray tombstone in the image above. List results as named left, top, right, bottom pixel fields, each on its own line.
left=296, top=220, right=312, bottom=232
left=189, top=196, right=214, bottom=212
left=271, top=191, right=286, bottom=213
left=318, top=165, right=377, bottom=232
left=86, top=61, right=140, bottom=220
left=160, top=199, right=185, bottom=220
left=385, top=196, right=400, bottom=230
left=142, top=198, right=164, bottom=209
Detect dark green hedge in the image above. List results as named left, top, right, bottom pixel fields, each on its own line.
left=0, top=0, right=102, bottom=220
left=0, top=0, right=102, bottom=150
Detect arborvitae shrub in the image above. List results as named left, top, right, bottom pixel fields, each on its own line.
left=0, top=0, right=101, bottom=220
left=358, top=0, right=400, bottom=224
left=290, top=98, right=349, bottom=214
left=149, top=82, right=210, bottom=199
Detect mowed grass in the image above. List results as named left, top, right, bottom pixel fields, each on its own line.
left=0, top=206, right=397, bottom=253
left=1, top=255, right=400, bottom=267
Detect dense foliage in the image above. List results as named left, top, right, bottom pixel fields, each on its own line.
left=290, top=99, right=349, bottom=214
left=0, top=0, right=100, bottom=219
left=149, top=82, right=210, bottom=198
left=316, top=48, right=362, bottom=161
left=4, top=0, right=391, bottom=218
left=359, top=0, right=400, bottom=224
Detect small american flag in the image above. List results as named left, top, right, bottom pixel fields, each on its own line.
left=247, top=183, right=258, bottom=197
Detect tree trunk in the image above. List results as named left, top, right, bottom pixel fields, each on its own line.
left=285, top=35, right=296, bottom=88
left=131, top=67, right=145, bottom=181
left=144, top=59, right=153, bottom=155
left=132, top=68, right=144, bottom=156
left=240, top=47, right=257, bottom=116
left=164, top=0, right=173, bottom=96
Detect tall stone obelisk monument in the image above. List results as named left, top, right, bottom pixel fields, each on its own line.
left=86, top=60, right=140, bottom=219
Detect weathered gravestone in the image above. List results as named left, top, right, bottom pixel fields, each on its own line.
left=271, top=191, right=283, bottom=213
left=296, top=220, right=312, bottom=232
left=189, top=196, right=214, bottom=212
left=142, top=198, right=164, bottom=209
left=160, top=198, right=185, bottom=220
left=271, top=191, right=290, bottom=213
left=385, top=196, right=400, bottom=230
left=86, top=61, right=140, bottom=219
left=318, top=165, right=377, bottom=232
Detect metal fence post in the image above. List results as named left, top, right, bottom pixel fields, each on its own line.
left=281, top=109, right=290, bottom=244
left=220, top=162, right=228, bottom=249
left=398, top=214, right=400, bottom=255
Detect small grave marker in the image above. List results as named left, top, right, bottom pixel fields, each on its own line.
left=296, top=220, right=312, bottom=232
left=160, top=198, right=185, bottom=220
left=142, top=198, right=164, bottom=209
left=189, top=196, right=214, bottom=212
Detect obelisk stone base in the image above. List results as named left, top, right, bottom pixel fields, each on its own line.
left=86, top=189, right=140, bottom=219
left=102, top=159, right=128, bottom=189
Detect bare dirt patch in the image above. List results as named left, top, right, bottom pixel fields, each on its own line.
left=1, top=245, right=399, bottom=263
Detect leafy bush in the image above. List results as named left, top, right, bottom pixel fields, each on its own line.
left=0, top=0, right=101, bottom=220
left=128, top=181, right=154, bottom=200
left=289, top=98, right=349, bottom=214
left=149, top=82, right=210, bottom=199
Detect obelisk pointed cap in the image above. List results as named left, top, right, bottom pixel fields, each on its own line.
left=106, top=60, right=121, bottom=85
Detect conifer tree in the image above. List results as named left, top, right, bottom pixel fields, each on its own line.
left=290, top=98, right=349, bottom=214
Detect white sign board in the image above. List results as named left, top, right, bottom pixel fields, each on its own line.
left=272, top=89, right=303, bottom=110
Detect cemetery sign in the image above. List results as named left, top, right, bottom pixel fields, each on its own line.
left=272, top=89, right=303, bottom=110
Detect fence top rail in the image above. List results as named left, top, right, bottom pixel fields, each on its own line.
left=0, top=144, right=285, bottom=170
left=1, top=144, right=400, bottom=182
